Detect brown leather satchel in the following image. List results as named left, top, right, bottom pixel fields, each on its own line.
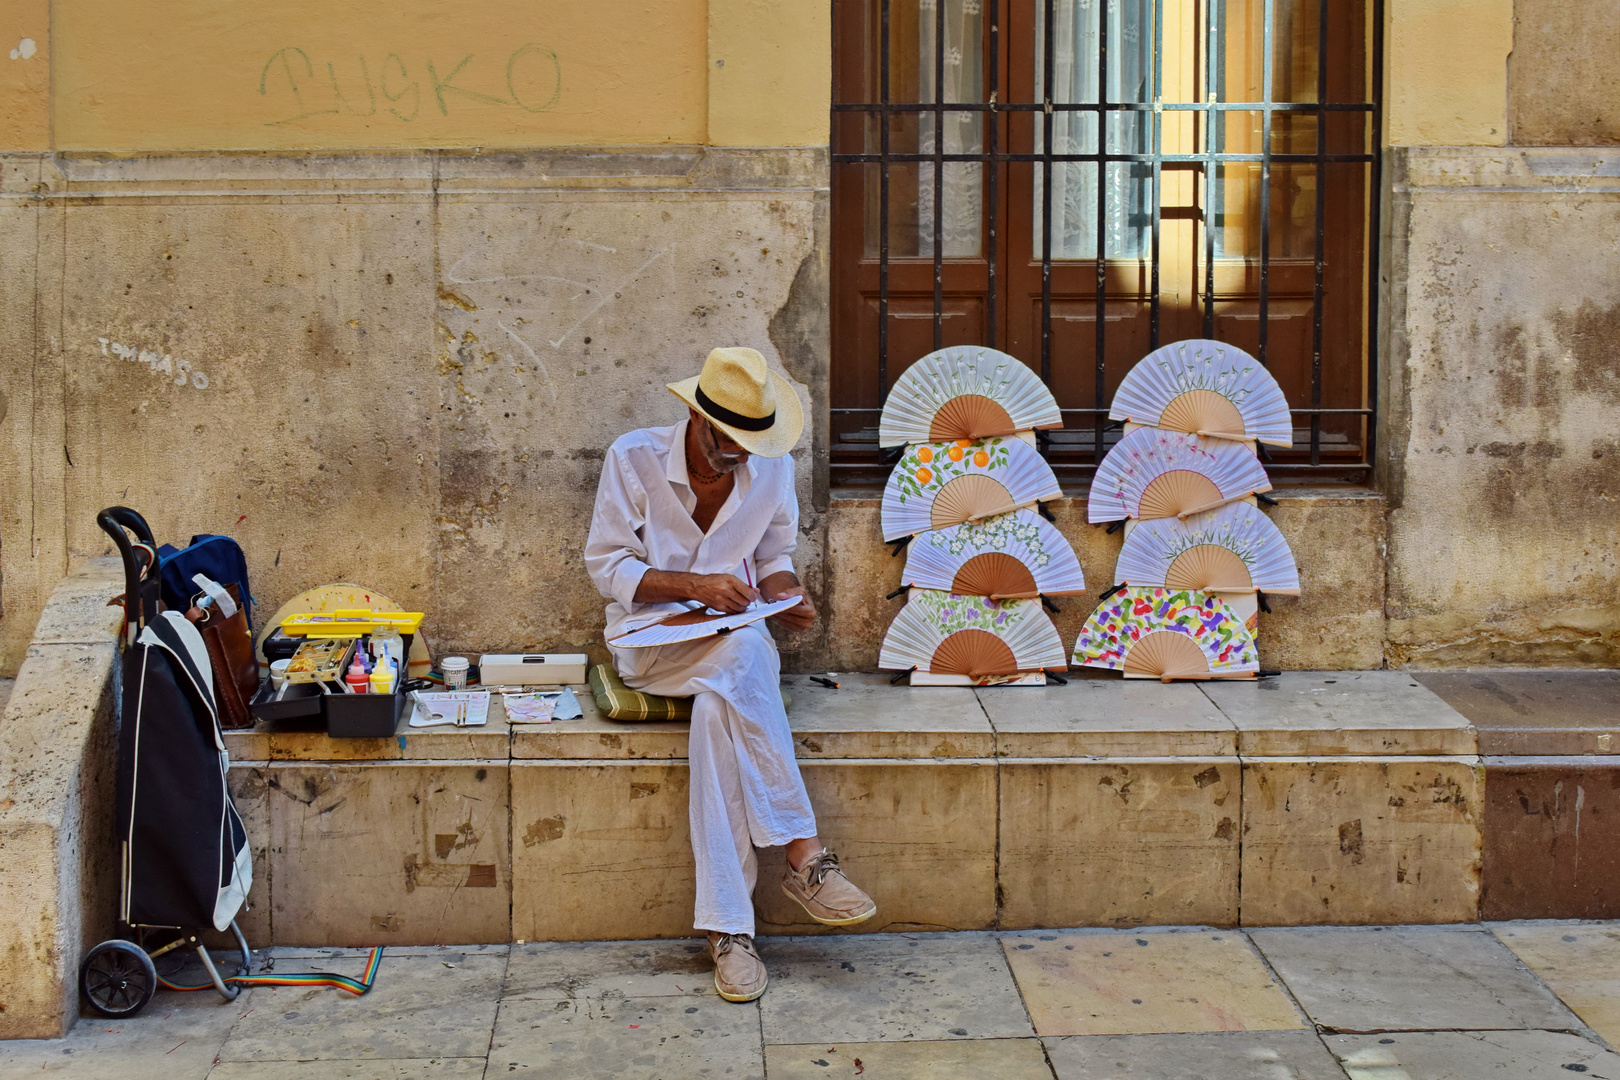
left=186, top=582, right=259, bottom=730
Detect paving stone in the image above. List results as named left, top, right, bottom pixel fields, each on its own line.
left=488, top=994, right=763, bottom=1079
left=1202, top=672, right=1476, bottom=756
left=215, top=954, right=504, bottom=1062
left=1481, top=758, right=1620, bottom=920
left=780, top=673, right=994, bottom=759
left=1492, top=920, right=1620, bottom=1046
left=757, top=932, right=1032, bottom=1044
left=976, top=679, right=1236, bottom=758
left=1240, top=757, right=1483, bottom=925
left=998, top=758, right=1240, bottom=929
left=208, top=1060, right=489, bottom=1078
left=1249, top=925, right=1579, bottom=1033
left=1325, top=1030, right=1620, bottom=1079
left=1003, top=929, right=1304, bottom=1038
left=765, top=1038, right=1053, bottom=1079
left=0, top=986, right=252, bottom=1079
left=1417, top=670, right=1620, bottom=755
left=504, top=938, right=715, bottom=1000
left=1044, top=1030, right=1349, bottom=1079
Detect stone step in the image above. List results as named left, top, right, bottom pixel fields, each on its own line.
left=223, top=670, right=1492, bottom=946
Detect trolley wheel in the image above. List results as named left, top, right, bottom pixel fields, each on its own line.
left=80, top=939, right=157, bottom=1018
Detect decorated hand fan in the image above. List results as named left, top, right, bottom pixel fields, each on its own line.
left=879, top=346, right=1063, bottom=447
left=1114, top=503, right=1300, bottom=595
left=882, top=437, right=1062, bottom=541
left=1073, top=587, right=1259, bottom=680
left=1087, top=427, right=1271, bottom=524
left=880, top=590, right=1067, bottom=676
left=1109, top=339, right=1293, bottom=447
left=902, top=510, right=1085, bottom=598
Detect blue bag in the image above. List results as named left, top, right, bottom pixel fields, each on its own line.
left=157, top=535, right=255, bottom=620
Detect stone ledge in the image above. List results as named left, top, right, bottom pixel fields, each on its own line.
left=0, top=558, right=123, bottom=1039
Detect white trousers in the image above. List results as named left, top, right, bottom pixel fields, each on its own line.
left=612, top=622, right=817, bottom=935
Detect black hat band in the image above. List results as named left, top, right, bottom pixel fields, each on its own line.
left=695, top=384, right=776, bottom=431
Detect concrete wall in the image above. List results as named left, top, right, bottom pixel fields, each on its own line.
left=1381, top=147, right=1620, bottom=666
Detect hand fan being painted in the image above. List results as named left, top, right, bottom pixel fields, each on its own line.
left=879, top=346, right=1063, bottom=446
left=879, top=590, right=1067, bottom=676
left=1114, top=503, right=1300, bottom=595
left=1073, top=587, right=1259, bottom=680
left=609, top=596, right=803, bottom=649
left=902, top=509, right=1085, bottom=598
left=882, top=437, right=1062, bottom=541
left=1109, top=339, right=1293, bottom=447
left=1087, top=427, right=1271, bottom=524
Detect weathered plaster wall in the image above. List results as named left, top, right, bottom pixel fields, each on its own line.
left=1382, top=147, right=1620, bottom=666
left=1509, top=0, right=1620, bottom=147
left=0, top=149, right=829, bottom=675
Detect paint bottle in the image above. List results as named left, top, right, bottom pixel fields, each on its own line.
left=344, top=657, right=370, bottom=694
left=370, top=656, right=395, bottom=695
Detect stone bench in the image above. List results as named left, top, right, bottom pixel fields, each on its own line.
left=220, top=669, right=1488, bottom=946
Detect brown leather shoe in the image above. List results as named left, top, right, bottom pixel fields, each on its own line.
left=781, top=848, right=877, bottom=926
left=707, top=932, right=768, bottom=1002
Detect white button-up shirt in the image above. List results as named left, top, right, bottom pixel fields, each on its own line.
left=585, top=419, right=799, bottom=642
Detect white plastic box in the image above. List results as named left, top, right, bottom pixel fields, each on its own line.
left=478, top=653, right=588, bottom=685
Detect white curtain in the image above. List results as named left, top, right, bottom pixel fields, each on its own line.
left=917, top=0, right=985, bottom=257
left=1035, top=0, right=1153, bottom=259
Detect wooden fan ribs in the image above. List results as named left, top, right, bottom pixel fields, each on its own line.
left=930, top=629, right=1019, bottom=677
left=929, top=395, right=1016, bottom=441
left=952, top=552, right=1039, bottom=598
left=1159, top=390, right=1246, bottom=438
left=1137, top=471, right=1223, bottom=519
left=1164, top=545, right=1254, bottom=591
left=1123, top=631, right=1211, bottom=678
left=931, top=474, right=1016, bottom=528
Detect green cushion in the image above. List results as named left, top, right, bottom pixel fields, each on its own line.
left=590, top=664, right=692, bottom=722
left=588, top=663, right=792, bottom=723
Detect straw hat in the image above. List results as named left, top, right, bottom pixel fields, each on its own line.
left=667, top=347, right=804, bottom=458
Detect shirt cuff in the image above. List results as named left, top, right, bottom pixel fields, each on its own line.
left=612, top=560, right=652, bottom=609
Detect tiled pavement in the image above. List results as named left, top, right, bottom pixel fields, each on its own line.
left=4, top=922, right=1620, bottom=1078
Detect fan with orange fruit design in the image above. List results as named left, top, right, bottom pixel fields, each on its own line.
left=881, top=437, right=1062, bottom=541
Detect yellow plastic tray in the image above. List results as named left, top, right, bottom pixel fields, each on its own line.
left=279, top=609, right=425, bottom=638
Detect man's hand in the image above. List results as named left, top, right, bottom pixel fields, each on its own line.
left=634, top=569, right=756, bottom=614
left=688, top=574, right=757, bottom=614
left=760, top=571, right=817, bottom=632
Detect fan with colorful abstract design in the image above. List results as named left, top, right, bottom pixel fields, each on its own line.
left=879, top=346, right=1063, bottom=447
left=1114, top=503, right=1300, bottom=595
left=881, top=437, right=1062, bottom=541
left=1073, top=587, right=1260, bottom=680
left=901, top=510, right=1086, bottom=598
left=1087, top=427, right=1271, bottom=524
left=879, top=590, right=1068, bottom=677
left=1108, top=339, right=1293, bottom=447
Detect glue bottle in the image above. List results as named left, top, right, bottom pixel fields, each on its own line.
left=344, top=656, right=370, bottom=694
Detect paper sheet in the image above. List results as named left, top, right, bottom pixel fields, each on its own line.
left=408, top=691, right=490, bottom=727
left=610, top=596, right=804, bottom=649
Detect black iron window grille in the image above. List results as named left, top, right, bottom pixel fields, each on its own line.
left=830, top=0, right=1384, bottom=486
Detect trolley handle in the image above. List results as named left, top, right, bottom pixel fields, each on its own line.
left=97, top=506, right=160, bottom=632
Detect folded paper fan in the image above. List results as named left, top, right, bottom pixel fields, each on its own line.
left=882, top=437, right=1062, bottom=541
left=1109, top=339, right=1293, bottom=447
left=1114, top=503, right=1300, bottom=595
left=1087, top=428, right=1271, bottom=524
left=902, top=509, right=1086, bottom=598
left=879, top=346, right=1062, bottom=447
left=1073, top=587, right=1259, bottom=680
left=880, top=591, right=1067, bottom=676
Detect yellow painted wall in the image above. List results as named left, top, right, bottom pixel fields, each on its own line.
left=708, top=0, right=831, bottom=147
left=1384, top=0, right=1513, bottom=146
left=0, top=0, right=1532, bottom=156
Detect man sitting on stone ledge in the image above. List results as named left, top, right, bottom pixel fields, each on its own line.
left=584, top=346, right=877, bottom=1002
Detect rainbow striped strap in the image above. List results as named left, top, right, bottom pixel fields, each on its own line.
left=156, top=946, right=383, bottom=996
